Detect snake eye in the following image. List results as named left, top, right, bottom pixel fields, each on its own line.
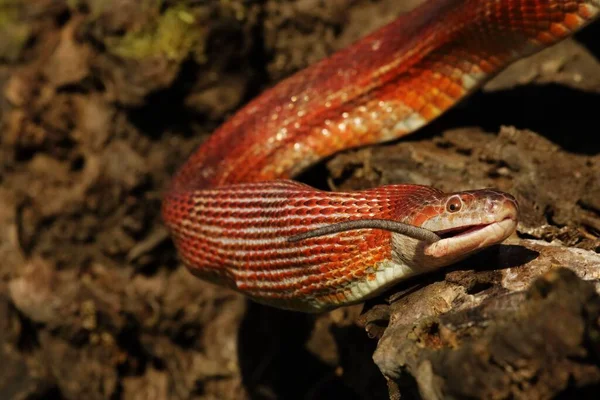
left=446, top=196, right=462, bottom=213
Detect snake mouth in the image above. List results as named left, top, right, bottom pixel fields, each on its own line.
left=425, top=217, right=517, bottom=258
left=434, top=223, right=490, bottom=239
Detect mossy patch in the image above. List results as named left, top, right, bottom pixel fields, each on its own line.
left=105, top=4, right=204, bottom=62
left=0, top=0, right=31, bottom=62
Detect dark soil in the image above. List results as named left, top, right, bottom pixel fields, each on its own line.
left=0, top=1, right=598, bottom=399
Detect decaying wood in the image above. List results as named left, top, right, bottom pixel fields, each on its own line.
left=359, top=241, right=600, bottom=399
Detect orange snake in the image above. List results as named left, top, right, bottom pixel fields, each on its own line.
left=162, top=0, right=599, bottom=312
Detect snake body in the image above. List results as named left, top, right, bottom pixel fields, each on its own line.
left=162, top=0, right=599, bottom=312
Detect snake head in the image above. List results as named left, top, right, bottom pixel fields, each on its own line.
left=414, top=189, right=519, bottom=264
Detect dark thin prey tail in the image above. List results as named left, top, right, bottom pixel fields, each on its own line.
left=287, top=219, right=441, bottom=243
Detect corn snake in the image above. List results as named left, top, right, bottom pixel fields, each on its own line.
left=162, top=0, right=599, bottom=312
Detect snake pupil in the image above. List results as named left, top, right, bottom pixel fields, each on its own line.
left=446, top=197, right=462, bottom=213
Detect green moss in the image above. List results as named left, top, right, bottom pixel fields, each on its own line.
left=106, top=4, right=204, bottom=62
left=0, top=0, right=31, bottom=62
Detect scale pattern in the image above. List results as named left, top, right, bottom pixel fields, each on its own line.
left=163, top=181, right=444, bottom=309
left=162, top=0, right=599, bottom=311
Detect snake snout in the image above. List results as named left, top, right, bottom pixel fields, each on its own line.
left=483, top=189, right=519, bottom=224
left=460, top=188, right=519, bottom=225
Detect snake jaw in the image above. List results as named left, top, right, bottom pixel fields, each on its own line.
left=418, top=189, right=519, bottom=261
left=424, top=217, right=517, bottom=259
